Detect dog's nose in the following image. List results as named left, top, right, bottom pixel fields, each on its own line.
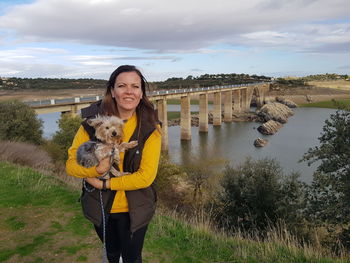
left=112, top=131, right=117, bottom=137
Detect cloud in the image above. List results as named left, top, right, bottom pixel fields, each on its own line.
left=68, top=54, right=181, bottom=64
left=0, top=0, right=349, bottom=53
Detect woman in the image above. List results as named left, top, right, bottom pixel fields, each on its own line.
left=66, top=65, right=161, bottom=263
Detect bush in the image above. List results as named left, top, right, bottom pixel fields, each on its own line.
left=213, top=157, right=306, bottom=234
left=46, top=113, right=82, bottom=162
left=155, top=155, right=190, bottom=211
left=0, top=100, right=43, bottom=144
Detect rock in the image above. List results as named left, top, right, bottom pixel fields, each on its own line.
left=257, top=120, right=283, bottom=135
left=306, top=94, right=312, bottom=102
left=275, top=97, right=297, bottom=108
left=275, top=96, right=297, bottom=108
left=257, top=102, right=294, bottom=124
left=254, top=137, right=268, bottom=147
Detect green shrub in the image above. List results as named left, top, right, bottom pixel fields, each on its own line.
left=46, top=114, right=82, bottom=162
left=213, top=157, right=306, bottom=234
left=0, top=100, right=43, bottom=144
left=155, top=155, right=189, bottom=211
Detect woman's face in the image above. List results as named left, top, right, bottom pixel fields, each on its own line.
left=111, top=71, right=143, bottom=118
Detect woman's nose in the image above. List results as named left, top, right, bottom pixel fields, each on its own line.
left=125, top=85, right=133, bottom=94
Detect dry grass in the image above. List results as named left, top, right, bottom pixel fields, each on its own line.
left=148, top=207, right=350, bottom=263
left=0, top=141, right=81, bottom=189
left=0, top=141, right=54, bottom=171
left=307, top=80, right=350, bottom=91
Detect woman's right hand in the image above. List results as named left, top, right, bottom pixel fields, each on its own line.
left=96, top=157, right=111, bottom=175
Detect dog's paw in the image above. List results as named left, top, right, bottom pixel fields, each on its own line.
left=129, top=140, right=138, bottom=148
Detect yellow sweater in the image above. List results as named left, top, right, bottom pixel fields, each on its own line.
left=66, top=113, right=161, bottom=213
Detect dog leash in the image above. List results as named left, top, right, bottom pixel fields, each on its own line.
left=82, top=180, right=108, bottom=263
left=83, top=148, right=116, bottom=263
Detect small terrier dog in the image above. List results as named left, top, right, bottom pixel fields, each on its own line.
left=77, top=115, right=138, bottom=178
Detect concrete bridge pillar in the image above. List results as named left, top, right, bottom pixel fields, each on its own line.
left=233, top=89, right=241, bottom=113
left=156, top=99, right=169, bottom=151
left=199, top=93, right=208, bottom=132
left=213, top=92, right=222, bottom=126
left=61, top=105, right=78, bottom=117
left=68, top=105, right=78, bottom=117
left=180, top=96, right=191, bottom=140
left=241, top=88, right=249, bottom=112
left=223, top=91, right=232, bottom=122
left=256, top=90, right=264, bottom=108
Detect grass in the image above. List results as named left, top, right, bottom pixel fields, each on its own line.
left=0, top=161, right=348, bottom=263
left=144, top=212, right=349, bottom=263
left=299, top=99, right=350, bottom=109
left=0, top=161, right=100, bottom=262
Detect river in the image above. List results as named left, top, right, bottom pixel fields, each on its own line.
left=38, top=107, right=336, bottom=183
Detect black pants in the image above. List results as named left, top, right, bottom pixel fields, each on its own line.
left=94, top=212, right=148, bottom=263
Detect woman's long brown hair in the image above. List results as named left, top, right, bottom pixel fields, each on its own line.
left=102, top=65, right=160, bottom=132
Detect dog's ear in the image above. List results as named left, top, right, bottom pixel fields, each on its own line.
left=87, top=117, right=103, bottom=128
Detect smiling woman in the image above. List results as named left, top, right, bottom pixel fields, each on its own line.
left=66, top=65, right=162, bottom=263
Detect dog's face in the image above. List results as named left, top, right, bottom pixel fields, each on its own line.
left=87, top=115, right=124, bottom=144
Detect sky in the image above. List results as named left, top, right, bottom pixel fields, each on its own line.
left=0, top=0, right=349, bottom=81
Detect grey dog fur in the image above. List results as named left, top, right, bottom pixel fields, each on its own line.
left=76, top=141, right=99, bottom=168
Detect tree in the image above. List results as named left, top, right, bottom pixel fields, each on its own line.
left=0, top=100, right=43, bottom=144
left=49, top=113, right=82, bottom=162
left=301, top=103, right=350, bottom=252
left=302, top=104, right=350, bottom=225
left=214, top=157, right=305, bottom=234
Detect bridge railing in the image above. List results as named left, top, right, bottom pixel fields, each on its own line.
left=25, top=81, right=270, bottom=107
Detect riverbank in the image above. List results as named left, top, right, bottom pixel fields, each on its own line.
left=268, top=83, right=350, bottom=105
left=0, top=88, right=105, bottom=102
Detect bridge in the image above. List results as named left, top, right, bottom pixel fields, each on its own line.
left=27, top=82, right=271, bottom=151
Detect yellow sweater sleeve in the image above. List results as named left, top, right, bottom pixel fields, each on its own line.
left=65, top=125, right=101, bottom=178
left=110, top=128, right=161, bottom=191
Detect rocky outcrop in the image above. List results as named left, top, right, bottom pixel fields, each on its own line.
left=257, top=102, right=294, bottom=124
left=276, top=97, right=298, bottom=108
left=254, top=137, right=268, bottom=147
left=257, top=120, right=283, bottom=135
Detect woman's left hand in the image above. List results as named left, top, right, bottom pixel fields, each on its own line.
left=85, top=177, right=103, bottom=189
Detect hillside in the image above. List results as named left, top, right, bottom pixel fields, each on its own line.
left=0, top=161, right=348, bottom=263
left=0, top=73, right=271, bottom=91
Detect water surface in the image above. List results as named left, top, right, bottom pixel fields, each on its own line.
left=39, top=107, right=336, bottom=183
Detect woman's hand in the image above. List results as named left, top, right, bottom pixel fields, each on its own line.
left=96, top=156, right=111, bottom=175
left=85, top=177, right=111, bottom=190
left=85, top=177, right=103, bottom=189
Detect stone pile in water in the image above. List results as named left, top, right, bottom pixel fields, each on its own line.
left=254, top=97, right=297, bottom=147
